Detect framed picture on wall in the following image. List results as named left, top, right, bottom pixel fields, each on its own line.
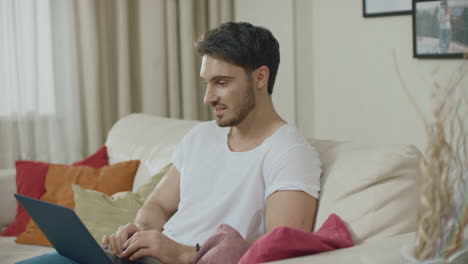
left=413, top=0, right=468, bottom=58
left=363, top=0, right=412, bottom=17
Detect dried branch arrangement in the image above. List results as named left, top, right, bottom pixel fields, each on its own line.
left=393, top=52, right=468, bottom=261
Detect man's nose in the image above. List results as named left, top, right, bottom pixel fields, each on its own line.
left=204, top=85, right=217, bottom=105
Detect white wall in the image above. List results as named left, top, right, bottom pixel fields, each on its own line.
left=234, top=0, right=296, bottom=124
left=310, top=0, right=467, bottom=151
left=235, top=0, right=467, bottom=151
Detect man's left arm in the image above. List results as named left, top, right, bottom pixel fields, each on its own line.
left=247, top=190, right=317, bottom=245
left=265, top=190, right=318, bottom=232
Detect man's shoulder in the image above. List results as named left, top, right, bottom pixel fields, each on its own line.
left=267, top=124, right=311, bottom=150
left=264, top=124, right=320, bottom=160
left=262, top=125, right=321, bottom=177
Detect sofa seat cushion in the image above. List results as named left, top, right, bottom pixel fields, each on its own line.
left=0, top=237, right=53, bottom=264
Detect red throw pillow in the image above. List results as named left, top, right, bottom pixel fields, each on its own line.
left=1, top=146, right=108, bottom=236
left=238, top=214, right=354, bottom=264
left=192, top=214, right=353, bottom=264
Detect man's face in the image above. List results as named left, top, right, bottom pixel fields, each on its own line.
left=200, top=55, right=256, bottom=127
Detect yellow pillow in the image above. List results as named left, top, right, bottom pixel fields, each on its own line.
left=72, top=164, right=170, bottom=243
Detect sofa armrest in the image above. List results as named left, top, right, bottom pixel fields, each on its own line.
left=266, top=232, right=415, bottom=264
left=0, top=169, right=17, bottom=229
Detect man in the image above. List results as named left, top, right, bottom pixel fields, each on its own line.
left=437, top=0, right=451, bottom=53
left=103, top=22, right=322, bottom=264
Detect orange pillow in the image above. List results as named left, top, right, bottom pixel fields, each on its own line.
left=15, top=160, right=140, bottom=246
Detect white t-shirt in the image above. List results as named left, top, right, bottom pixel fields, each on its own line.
left=162, top=121, right=322, bottom=245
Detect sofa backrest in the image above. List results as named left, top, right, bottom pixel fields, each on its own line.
left=105, top=113, right=422, bottom=244
left=105, top=113, right=200, bottom=191
left=309, top=139, right=422, bottom=244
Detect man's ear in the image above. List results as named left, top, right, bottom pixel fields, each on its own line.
left=254, top=66, right=270, bottom=91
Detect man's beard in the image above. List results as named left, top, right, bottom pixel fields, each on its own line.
left=216, top=83, right=256, bottom=127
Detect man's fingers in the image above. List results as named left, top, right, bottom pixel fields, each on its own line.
left=109, top=234, right=118, bottom=255
left=123, top=237, right=130, bottom=250
left=102, top=235, right=108, bottom=248
left=129, top=248, right=151, bottom=261
left=105, top=224, right=142, bottom=256
left=121, top=237, right=139, bottom=258
left=116, top=231, right=128, bottom=256
left=112, top=226, right=125, bottom=255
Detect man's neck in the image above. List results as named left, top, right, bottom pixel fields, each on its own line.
left=228, top=98, right=286, bottom=152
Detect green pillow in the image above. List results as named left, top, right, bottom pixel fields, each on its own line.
left=72, top=164, right=170, bottom=243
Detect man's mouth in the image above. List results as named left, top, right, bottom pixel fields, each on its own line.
left=213, top=105, right=227, bottom=116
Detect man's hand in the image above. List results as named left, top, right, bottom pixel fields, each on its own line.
left=102, top=223, right=141, bottom=257
left=120, top=229, right=197, bottom=264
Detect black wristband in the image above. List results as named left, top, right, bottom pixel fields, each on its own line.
left=195, top=243, right=200, bottom=253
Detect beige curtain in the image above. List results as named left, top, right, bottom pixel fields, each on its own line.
left=73, top=0, right=233, bottom=155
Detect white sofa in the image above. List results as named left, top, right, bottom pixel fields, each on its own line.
left=0, top=113, right=423, bottom=263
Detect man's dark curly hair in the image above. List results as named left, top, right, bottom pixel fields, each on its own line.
left=196, top=22, right=280, bottom=95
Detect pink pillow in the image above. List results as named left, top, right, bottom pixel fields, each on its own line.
left=193, top=224, right=250, bottom=264
left=194, top=214, right=353, bottom=264
left=238, top=214, right=354, bottom=264
left=1, top=146, right=108, bottom=236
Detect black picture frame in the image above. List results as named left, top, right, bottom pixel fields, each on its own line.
left=413, top=0, right=468, bottom=58
left=363, top=0, right=412, bottom=17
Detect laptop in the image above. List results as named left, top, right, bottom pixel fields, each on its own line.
left=15, top=194, right=162, bottom=264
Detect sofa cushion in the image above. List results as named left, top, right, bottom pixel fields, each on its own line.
left=0, top=169, right=16, bottom=231
left=1, top=146, right=108, bottom=237
left=105, top=114, right=200, bottom=192
left=72, top=164, right=170, bottom=243
left=0, top=237, right=54, bottom=264
left=309, top=139, right=422, bottom=244
left=15, top=160, right=140, bottom=246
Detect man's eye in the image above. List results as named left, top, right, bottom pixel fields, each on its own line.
left=217, top=81, right=228, bottom=86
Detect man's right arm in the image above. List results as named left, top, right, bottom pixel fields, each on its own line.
left=103, top=164, right=181, bottom=255
left=135, top=164, right=181, bottom=231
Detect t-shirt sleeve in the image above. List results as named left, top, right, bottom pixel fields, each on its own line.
left=171, top=129, right=193, bottom=173
left=264, top=145, right=322, bottom=200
